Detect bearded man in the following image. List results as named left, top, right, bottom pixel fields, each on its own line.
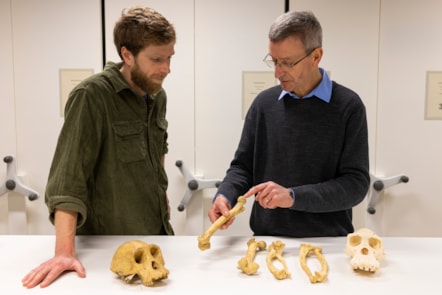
left=22, top=6, right=176, bottom=288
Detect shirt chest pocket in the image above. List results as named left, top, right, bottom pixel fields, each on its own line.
left=113, top=121, right=146, bottom=163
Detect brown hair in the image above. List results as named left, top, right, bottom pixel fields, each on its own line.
left=113, top=6, right=176, bottom=60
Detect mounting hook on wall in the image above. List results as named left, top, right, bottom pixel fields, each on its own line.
left=175, top=160, right=221, bottom=212
left=367, top=173, right=409, bottom=214
left=0, top=155, right=39, bottom=201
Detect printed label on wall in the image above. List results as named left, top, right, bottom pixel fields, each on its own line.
left=425, top=71, right=442, bottom=120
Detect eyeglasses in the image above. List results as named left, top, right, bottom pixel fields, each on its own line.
left=263, top=48, right=316, bottom=70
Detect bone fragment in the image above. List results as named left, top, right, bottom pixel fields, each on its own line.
left=299, top=243, right=328, bottom=283
left=266, top=240, right=291, bottom=280
left=198, top=196, right=246, bottom=251
left=237, top=238, right=267, bottom=275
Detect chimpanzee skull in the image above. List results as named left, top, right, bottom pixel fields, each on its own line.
left=345, top=228, right=384, bottom=272
left=110, top=240, right=169, bottom=286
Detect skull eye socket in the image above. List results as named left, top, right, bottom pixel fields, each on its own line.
left=134, top=249, right=144, bottom=264
left=150, top=246, right=159, bottom=257
left=349, top=235, right=362, bottom=246
left=149, top=247, right=162, bottom=270
left=369, top=237, right=381, bottom=249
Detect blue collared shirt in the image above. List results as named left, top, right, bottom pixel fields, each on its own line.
left=278, top=68, right=332, bottom=103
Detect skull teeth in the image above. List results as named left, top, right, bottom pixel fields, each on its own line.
left=122, top=273, right=136, bottom=282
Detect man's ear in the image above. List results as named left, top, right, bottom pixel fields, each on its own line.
left=121, top=46, right=134, bottom=65
left=312, top=47, right=323, bottom=66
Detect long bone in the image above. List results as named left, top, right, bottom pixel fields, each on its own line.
left=299, top=243, right=328, bottom=283
left=198, top=196, right=246, bottom=251
left=237, top=238, right=267, bottom=275
left=266, top=240, right=291, bottom=280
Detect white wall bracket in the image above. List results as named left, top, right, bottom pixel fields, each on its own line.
left=0, top=155, right=39, bottom=201
left=175, top=160, right=221, bottom=212
left=366, top=173, right=409, bottom=215
left=1, top=155, right=39, bottom=234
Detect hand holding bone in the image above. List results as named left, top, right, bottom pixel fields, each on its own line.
left=198, top=196, right=246, bottom=250
left=208, top=195, right=235, bottom=230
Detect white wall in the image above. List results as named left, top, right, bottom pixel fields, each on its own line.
left=377, top=0, right=442, bottom=236
left=0, top=0, right=17, bottom=233
left=1, top=0, right=102, bottom=234
left=1, top=0, right=441, bottom=237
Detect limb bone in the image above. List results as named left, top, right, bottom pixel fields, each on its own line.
left=299, top=243, right=328, bottom=283
left=198, top=196, right=246, bottom=250
left=237, top=238, right=267, bottom=275
left=266, top=240, right=291, bottom=280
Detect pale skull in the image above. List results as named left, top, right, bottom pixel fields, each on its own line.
left=110, top=240, right=169, bottom=286
left=345, top=228, right=384, bottom=272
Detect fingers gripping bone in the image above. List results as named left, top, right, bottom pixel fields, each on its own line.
left=299, top=243, right=328, bottom=283
left=198, top=196, right=246, bottom=251
left=266, top=240, right=291, bottom=280
left=237, top=238, right=267, bottom=275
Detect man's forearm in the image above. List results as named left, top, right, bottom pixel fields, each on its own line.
left=54, top=209, right=78, bottom=256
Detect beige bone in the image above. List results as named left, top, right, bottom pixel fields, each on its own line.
left=345, top=227, right=384, bottom=272
left=299, top=243, right=328, bottom=283
left=110, top=240, right=169, bottom=286
left=237, top=238, right=267, bottom=275
left=198, top=196, right=246, bottom=250
left=266, top=240, right=291, bottom=280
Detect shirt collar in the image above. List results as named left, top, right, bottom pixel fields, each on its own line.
left=278, top=68, right=332, bottom=103
left=103, top=62, right=131, bottom=93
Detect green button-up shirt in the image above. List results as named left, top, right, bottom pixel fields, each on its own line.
left=45, top=62, right=174, bottom=235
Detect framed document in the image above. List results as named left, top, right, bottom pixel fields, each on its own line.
left=242, top=71, right=278, bottom=119
left=59, top=68, right=94, bottom=117
left=425, top=71, right=442, bottom=120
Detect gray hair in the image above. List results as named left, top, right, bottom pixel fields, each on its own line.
left=268, top=11, right=322, bottom=51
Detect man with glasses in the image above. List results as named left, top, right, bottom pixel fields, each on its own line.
left=208, top=11, right=369, bottom=237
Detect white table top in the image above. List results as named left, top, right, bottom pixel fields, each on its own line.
left=1, top=235, right=439, bottom=294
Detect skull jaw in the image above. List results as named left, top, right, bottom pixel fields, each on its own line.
left=115, top=267, right=170, bottom=287
left=350, top=256, right=380, bottom=272
left=139, top=267, right=170, bottom=286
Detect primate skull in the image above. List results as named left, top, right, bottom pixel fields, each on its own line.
left=110, top=240, right=169, bottom=286
left=345, top=228, right=384, bottom=272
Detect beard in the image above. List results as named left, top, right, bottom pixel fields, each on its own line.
left=130, top=62, right=163, bottom=95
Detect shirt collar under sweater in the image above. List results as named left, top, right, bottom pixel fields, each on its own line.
left=278, top=67, right=332, bottom=103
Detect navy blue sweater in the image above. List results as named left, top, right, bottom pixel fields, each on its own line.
left=216, top=82, right=370, bottom=237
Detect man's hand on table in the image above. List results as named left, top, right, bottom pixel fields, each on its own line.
left=21, top=255, right=85, bottom=288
